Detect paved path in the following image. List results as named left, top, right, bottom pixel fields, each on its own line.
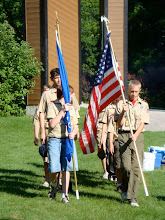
left=80, top=103, right=165, bottom=132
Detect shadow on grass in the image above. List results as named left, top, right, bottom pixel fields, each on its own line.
left=28, top=162, right=43, bottom=169
left=80, top=191, right=121, bottom=202
left=0, top=168, right=44, bottom=198
left=75, top=169, right=116, bottom=189
left=156, top=196, right=165, bottom=201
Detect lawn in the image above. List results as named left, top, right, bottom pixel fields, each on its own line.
left=0, top=108, right=164, bottom=220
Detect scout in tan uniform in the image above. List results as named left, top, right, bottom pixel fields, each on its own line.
left=107, top=107, right=122, bottom=192
left=32, top=86, right=50, bottom=187
left=47, top=88, right=78, bottom=203
left=101, top=100, right=122, bottom=189
left=116, top=80, right=149, bottom=207
left=96, top=109, right=108, bottom=179
left=39, top=68, right=61, bottom=143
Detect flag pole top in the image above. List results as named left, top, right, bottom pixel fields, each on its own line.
left=101, top=15, right=111, bottom=33
left=55, top=11, right=59, bottom=29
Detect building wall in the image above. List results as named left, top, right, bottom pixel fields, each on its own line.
left=47, top=0, right=80, bottom=102
left=25, top=0, right=41, bottom=105
left=107, top=0, right=125, bottom=79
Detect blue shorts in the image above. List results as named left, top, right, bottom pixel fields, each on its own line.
left=48, top=138, right=78, bottom=173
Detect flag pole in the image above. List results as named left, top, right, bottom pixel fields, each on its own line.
left=55, top=11, right=79, bottom=199
left=101, top=16, right=149, bottom=197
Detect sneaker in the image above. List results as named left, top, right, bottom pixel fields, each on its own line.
left=43, top=181, right=49, bottom=188
left=130, top=200, right=139, bottom=207
left=116, top=184, right=122, bottom=193
left=121, top=192, right=127, bottom=201
left=48, top=185, right=57, bottom=199
left=102, top=172, right=109, bottom=180
left=61, top=195, right=70, bottom=203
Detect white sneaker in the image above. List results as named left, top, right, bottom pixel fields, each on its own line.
left=61, top=195, right=70, bottom=203
left=102, top=172, right=109, bottom=179
left=121, top=192, right=127, bottom=201
left=130, top=201, right=139, bottom=207
left=43, top=181, right=49, bottom=187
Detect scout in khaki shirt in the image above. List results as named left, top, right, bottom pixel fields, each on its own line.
left=47, top=88, right=78, bottom=203
left=39, top=68, right=61, bottom=143
left=116, top=80, right=149, bottom=207
left=101, top=100, right=122, bottom=190
left=96, top=109, right=108, bottom=179
left=32, top=85, right=50, bottom=187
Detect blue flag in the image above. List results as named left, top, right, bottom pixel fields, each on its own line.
left=56, top=30, right=73, bottom=162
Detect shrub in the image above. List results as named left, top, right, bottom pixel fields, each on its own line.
left=0, top=21, right=42, bottom=116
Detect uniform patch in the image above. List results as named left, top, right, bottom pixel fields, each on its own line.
left=138, top=118, right=141, bottom=122
left=140, top=105, right=143, bottom=109
left=125, top=121, right=129, bottom=127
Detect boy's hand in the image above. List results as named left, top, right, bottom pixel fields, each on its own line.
left=130, top=133, right=137, bottom=142
left=68, top=132, right=75, bottom=139
left=34, top=137, right=39, bottom=146
left=122, top=103, right=128, bottom=112
left=40, top=131, right=45, bottom=144
left=109, top=142, right=114, bottom=155
left=63, top=103, right=72, bottom=112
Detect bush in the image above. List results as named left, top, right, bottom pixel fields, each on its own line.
left=0, top=21, right=42, bottom=116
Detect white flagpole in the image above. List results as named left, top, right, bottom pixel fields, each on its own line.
left=101, top=16, right=149, bottom=197
left=55, top=12, right=79, bottom=199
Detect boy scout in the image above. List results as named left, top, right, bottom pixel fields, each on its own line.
left=39, top=68, right=61, bottom=143
left=47, top=88, right=78, bottom=203
left=102, top=100, right=122, bottom=190
left=96, top=109, right=108, bottom=179
left=116, top=80, right=149, bottom=207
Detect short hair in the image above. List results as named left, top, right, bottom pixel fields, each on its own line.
left=69, top=85, right=74, bottom=94
left=128, top=80, right=141, bottom=88
left=50, top=68, right=60, bottom=78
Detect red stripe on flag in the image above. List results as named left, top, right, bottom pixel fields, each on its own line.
left=79, top=133, right=87, bottom=154
left=102, top=71, right=115, bottom=86
left=101, top=80, right=120, bottom=99
left=92, top=87, right=100, bottom=116
left=100, top=90, right=122, bottom=112
left=81, top=112, right=95, bottom=153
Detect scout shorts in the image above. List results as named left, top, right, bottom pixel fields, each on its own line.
left=48, top=138, right=78, bottom=173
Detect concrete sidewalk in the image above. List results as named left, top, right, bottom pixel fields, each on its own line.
left=80, top=103, right=165, bottom=132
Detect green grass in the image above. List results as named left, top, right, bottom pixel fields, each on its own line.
left=0, top=108, right=165, bottom=220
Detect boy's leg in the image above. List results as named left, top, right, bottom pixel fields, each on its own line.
left=128, top=133, right=144, bottom=203
left=62, top=171, right=70, bottom=194
left=119, top=133, right=132, bottom=198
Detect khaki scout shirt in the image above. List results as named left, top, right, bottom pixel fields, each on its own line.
left=32, top=106, right=39, bottom=125
left=38, top=86, right=57, bottom=114
left=71, top=93, right=80, bottom=119
left=115, top=97, right=149, bottom=132
left=32, top=105, right=48, bottom=128
left=97, top=109, right=106, bottom=131
left=47, top=100, right=78, bottom=138
left=102, top=104, right=118, bottom=137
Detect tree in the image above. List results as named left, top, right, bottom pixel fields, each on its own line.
left=81, top=0, right=101, bottom=101
left=0, top=22, right=42, bottom=116
left=0, top=0, right=23, bottom=41
left=128, top=0, right=165, bottom=107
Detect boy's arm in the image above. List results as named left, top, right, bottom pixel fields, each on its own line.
left=34, top=122, right=40, bottom=146
left=100, top=123, right=107, bottom=146
left=131, top=122, right=144, bottom=142
left=109, top=132, right=114, bottom=155
left=40, top=112, right=46, bottom=143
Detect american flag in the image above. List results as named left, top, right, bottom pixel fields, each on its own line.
left=79, top=32, right=124, bottom=154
